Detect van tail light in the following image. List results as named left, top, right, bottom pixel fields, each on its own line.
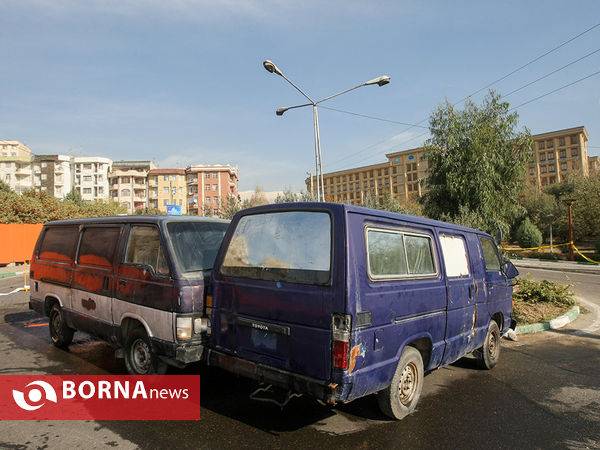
left=332, top=313, right=352, bottom=370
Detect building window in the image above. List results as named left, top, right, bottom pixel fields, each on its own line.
left=539, top=153, right=546, bottom=161
left=122, top=189, right=130, bottom=196
left=561, top=163, right=567, bottom=171
left=547, top=152, right=555, bottom=160
left=559, top=137, right=565, bottom=146
left=205, top=173, right=211, bottom=179
left=83, top=175, right=92, bottom=182
left=547, top=140, right=554, bottom=148
left=41, top=174, right=47, bottom=180
left=570, top=135, right=577, bottom=145
left=205, top=185, right=211, bottom=191
left=529, top=168, right=534, bottom=175
left=549, top=176, right=556, bottom=184
left=571, top=148, right=578, bottom=157
left=122, top=177, right=130, bottom=184
left=163, top=199, right=169, bottom=206
left=41, top=162, right=47, bottom=168
left=163, top=187, right=169, bottom=194
left=560, top=150, right=567, bottom=159
left=538, top=142, right=545, bottom=150
left=213, top=184, right=218, bottom=191
left=549, top=164, right=555, bottom=172
left=83, top=188, right=92, bottom=194
left=83, top=164, right=92, bottom=170
left=213, top=173, right=218, bottom=178
left=541, top=166, right=547, bottom=173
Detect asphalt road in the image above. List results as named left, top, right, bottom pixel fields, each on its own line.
left=0, top=270, right=599, bottom=449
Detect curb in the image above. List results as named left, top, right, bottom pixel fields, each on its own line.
left=515, top=305, right=580, bottom=335
left=0, top=272, right=17, bottom=279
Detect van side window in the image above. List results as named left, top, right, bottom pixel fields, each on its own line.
left=124, top=226, right=170, bottom=276
left=221, top=211, right=331, bottom=285
left=439, top=235, right=470, bottom=277
left=366, top=228, right=436, bottom=279
left=78, top=227, right=121, bottom=268
left=38, top=227, right=79, bottom=263
left=480, top=237, right=501, bottom=271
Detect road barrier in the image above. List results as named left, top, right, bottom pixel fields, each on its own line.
left=0, top=224, right=43, bottom=265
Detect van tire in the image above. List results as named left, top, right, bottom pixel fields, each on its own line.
left=49, top=304, right=74, bottom=348
left=378, top=346, right=424, bottom=420
left=124, top=327, right=167, bottom=375
left=475, top=320, right=500, bottom=370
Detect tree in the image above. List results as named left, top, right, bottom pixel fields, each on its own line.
left=421, top=91, right=532, bottom=236
left=64, top=188, right=84, bottom=206
left=274, top=187, right=299, bottom=203
left=515, top=218, right=543, bottom=248
left=0, top=179, right=11, bottom=193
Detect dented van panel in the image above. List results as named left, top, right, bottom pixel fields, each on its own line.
left=208, top=202, right=517, bottom=418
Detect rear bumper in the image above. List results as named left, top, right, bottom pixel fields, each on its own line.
left=207, top=349, right=350, bottom=404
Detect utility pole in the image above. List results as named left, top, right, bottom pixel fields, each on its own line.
left=565, top=199, right=575, bottom=261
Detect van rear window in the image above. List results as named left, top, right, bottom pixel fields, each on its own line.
left=221, top=211, right=331, bottom=285
left=39, top=227, right=79, bottom=263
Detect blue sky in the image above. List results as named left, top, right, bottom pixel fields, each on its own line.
left=1, top=0, right=599, bottom=192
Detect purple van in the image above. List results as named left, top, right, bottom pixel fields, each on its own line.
left=206, top=203, right=518, bottom=419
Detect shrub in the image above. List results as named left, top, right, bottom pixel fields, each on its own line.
left=513, top=276, right=574, bottom=306
left=515, top=218, right=542, bottom=249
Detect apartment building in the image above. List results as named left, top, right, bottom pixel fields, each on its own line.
left=108, top=161, right=156, bottom=213
left=308, top=126, right=594, bottom=206
left=148, top=169, right=187, bottom=213
left=31, top=155, right=73, bottom=199
left=0, top=140, right=32, bottom=194
left=527, top=126, right=590, bottom=187
left=72, top=157, right=112, bottom=201
left=186, top=165, right=239, bottom=216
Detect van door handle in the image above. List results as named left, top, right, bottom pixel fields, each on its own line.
left=119, top=279, right=127, bottom=287
left=102, top=276, right=109, bottom=290
left=468, top=285, right=474, bottom=299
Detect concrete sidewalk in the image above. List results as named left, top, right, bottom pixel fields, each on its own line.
left=512, top=257, right=600, bottom=275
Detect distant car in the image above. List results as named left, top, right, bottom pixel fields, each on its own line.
left=29, top=215, right=229, bottom=375
left=206, top=203, right=518, bottom=419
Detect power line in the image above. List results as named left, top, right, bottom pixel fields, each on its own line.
left=509, top=69, right=600, bottom=111
left=504, top=47, right=600, bottom=98
left=318, top=106, right=429, bottom=128
left=455, top=22, right=600, bottom=104
left=325, top=22, right=600, bottom=173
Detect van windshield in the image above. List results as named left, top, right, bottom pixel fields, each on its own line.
left=220, top=211, right=331, bottom=285
left=166, top=221, right=229, bottom=275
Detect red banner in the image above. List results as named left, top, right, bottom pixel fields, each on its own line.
left=0, top=375, right=200, bottom=420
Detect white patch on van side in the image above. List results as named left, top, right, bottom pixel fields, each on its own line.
left=439, top=235, right=470, bottom=277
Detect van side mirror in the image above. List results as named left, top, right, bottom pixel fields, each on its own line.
left=503, top=261, right=519, bottom=279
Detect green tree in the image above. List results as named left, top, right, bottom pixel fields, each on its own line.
left=274, top=187, right=299, bottom=203
left=515, top=218, right=543, bottom=248
left=0, top=179, right=11, bottom=193
left=421, top=91, right=532, bottom=236
left=64, top=188, right=84, bottom=206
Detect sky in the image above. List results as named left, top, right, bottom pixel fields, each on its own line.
left=1, top=0, right=599, bottom=192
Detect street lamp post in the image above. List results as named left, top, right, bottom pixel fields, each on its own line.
left=263, top=60, right=390, bottom=201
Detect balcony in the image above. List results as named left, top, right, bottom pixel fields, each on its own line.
left=16, top=168, right=32, bottom=176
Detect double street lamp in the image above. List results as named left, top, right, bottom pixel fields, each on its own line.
left=263, top=60, right=390, bottom=201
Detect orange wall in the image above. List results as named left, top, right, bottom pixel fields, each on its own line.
left=0, top=224, right=44, bottom=264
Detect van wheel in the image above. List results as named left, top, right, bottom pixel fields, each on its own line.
left=475, top=320, right=500, bottom=370
left=378, top=346, right=424, bottom=420
left=49, top=304, right=74, bottom=348
left=124, top=327, right=167, bottom=375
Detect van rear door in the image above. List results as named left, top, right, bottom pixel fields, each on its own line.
left=211, top=209, right=342, bottom=381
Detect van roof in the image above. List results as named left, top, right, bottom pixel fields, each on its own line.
left=235, top=202, right=491, bottom=236
left=43, top=215, right=230, bottom=227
